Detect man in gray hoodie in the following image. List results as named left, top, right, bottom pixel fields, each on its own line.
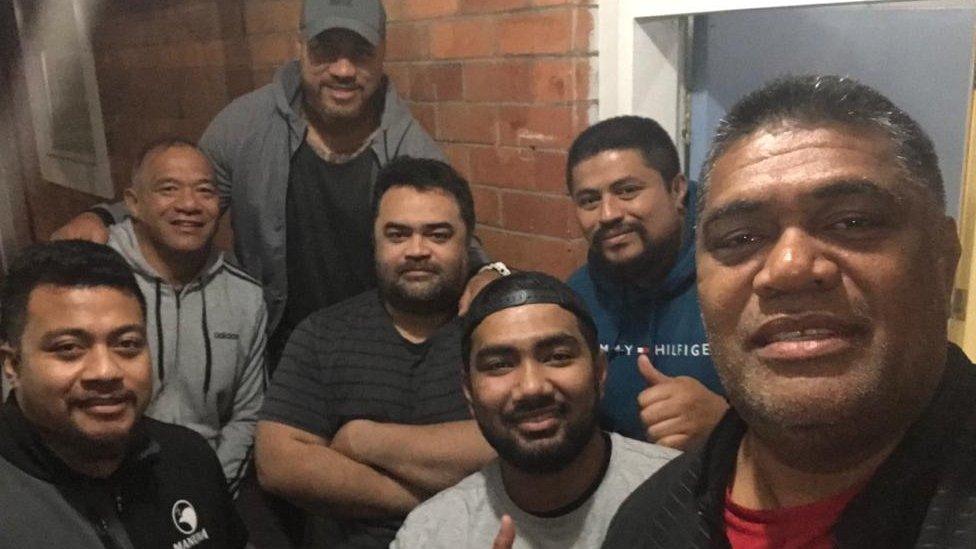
left=107, top=138, right=267, bottom=495
left=53, top=0, right=498, bottom=369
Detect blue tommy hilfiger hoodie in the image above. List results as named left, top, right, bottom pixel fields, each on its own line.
left=567, top=183, right=723, bottom=440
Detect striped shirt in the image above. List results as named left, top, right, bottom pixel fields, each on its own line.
left=259, top=289, right=470, bottom=548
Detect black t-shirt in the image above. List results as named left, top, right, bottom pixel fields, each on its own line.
left=269, top=141, right=377, bottom=366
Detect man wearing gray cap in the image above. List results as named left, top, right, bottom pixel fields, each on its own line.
left=53, top=0, right=497, bottom=368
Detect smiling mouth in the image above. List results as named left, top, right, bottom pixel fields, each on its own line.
left=750, top=316, right=868, bottom=362
left=508, top=406, right=563, bottom=435
left=77, top=396, right=132, bottom=416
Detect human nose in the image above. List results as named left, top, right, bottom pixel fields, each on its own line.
left=753, top=227, right=840, bottom=298
left=328, top=56, right=356, bottom=79
left=173, top=187, right=202, bottom=213
left=404, top=234, right=431, bottom=260
left=598, top=195, right=624, bottom=225
left=81, top=345, right=125, bottom=386
left=513, top=362, right=554, bottom=401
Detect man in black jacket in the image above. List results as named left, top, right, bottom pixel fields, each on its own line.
left=0, top=240, right=246, bottom=548
left=603, top=75, right=976, bottom=548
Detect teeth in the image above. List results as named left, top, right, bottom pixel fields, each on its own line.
left=769, top=328, right=836, bottom=342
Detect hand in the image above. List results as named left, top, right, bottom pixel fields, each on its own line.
left=637, top=354, right=728, bottom=450
left=329, top=419, right=377, bottom=463
left=50, top=212, right=110, bottom=243
left=458, top=268, right=502, bottom=315
left=492, top=515, right=516, bottom=549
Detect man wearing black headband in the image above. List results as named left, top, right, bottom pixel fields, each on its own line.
left=392, top=272, right=677, bottom=548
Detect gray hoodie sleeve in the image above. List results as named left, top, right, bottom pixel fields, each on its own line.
left=218, top=300, right=268, bottom=493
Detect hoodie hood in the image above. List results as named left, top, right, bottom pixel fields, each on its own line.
left=108, top=218, right=223, bottom=286
left=272, top=60, right=426, bottom=164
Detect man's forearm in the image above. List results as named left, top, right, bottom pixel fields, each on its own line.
left=333, top=420, right=495, bottom=493
left=255, top=422, right=424, bottom=519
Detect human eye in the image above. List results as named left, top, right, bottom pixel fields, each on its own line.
left=385, top=228, right=409, bottom=243
left=574, top=192, right=600, bottom=211
left=428, top=229, right=454, bottom=243
left=114, top=335, right=147, bottom=358
left=47, top=339, right=86, bottom=361
left=196, top=184, right=217, bottom=196
left=477, top=358, right=514, bottom=375
left=615, top=183, right=644, bottom=200
left=545, top=347, right=577, bottom=365
left=823, top=212, right=888, bottom=239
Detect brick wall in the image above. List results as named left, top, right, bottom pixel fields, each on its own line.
left=18, top=0, right=596, bottom=278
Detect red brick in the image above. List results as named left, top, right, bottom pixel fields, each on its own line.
left=441, top=143, right=472, bottom=179
left=462, top=61, right=532, bottom=103
left=500, top=192, right=580, bottom=238
left=410, top=103, right=438, bottom=136
left=461, top=0, right=528, bottom=13
left=244, top=0, right=300, bottom=35
left=573, top=7, right=595, bottom=53
left=471, top=185, right=502, bottom=226
left=469, top=147, right=567, bottom=192
left=384, top=64, right=411, bottom=97
left=531, top=59, right=576, bottom=102
left=386, top=22, right=430, bottom=61
left=410, top=64, right=463, bottom=101
left=478, top=227, right=587, bottom=278
left=436, top=104, right=497, bottom=144
left=498, top=105, right=574, bottom=148
left=383, top=0, right=404, bottom=21
left=430, top=18, right=496, bottom=59
left=401, top=0, right=460, bottom=20
left=498, top=9, right=572, bottom=55
left=248, top=34, right=295, bottom=66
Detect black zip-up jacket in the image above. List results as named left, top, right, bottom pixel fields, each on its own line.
left=0, top=398, right=247, bottom=548
left=602, top=343, right=976, bottom=548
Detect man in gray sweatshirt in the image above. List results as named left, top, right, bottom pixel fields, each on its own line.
left=107, top=138, right=267, bottom=495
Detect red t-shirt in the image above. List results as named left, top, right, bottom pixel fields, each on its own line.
left=724, top=484, right=863, bottom=549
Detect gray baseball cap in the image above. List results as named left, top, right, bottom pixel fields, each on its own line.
left=301, top=0, right=387, bottom=46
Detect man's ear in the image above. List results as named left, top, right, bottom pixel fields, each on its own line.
left=1, top=344, right=21, bottom=390
left=670, top=174, right=689, bottom=213
left=123, top=187, right=140, bottom=220
left=939, top=215, right=962, bottom=311
left=462, top=376, right=475, bottom=418
left=595, top=351, right=609, bottom=399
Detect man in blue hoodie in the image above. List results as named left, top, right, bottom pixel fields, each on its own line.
left=566, top=116, right=727, bottom=449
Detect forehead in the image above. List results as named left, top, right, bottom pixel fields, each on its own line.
left=376, top=186, right=463, bottom=226
left=22, top=285, right=144, bottom=337
left=141, top=146, right=213, bottom=181
left=571, top=148, right=665, bottom=191
left=704, top=123, right=915, bottom=212
left=471, top=303, right=585, bottom=351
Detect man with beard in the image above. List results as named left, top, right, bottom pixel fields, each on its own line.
left=603, top=75, right=976, bottom=547
left=392, top=272, right=678, bottom=548
left=255, top=157, right=496, bottom=548
left=51, top=0, right=498, bottom=369
left=566, top=116, right=727, bottom=449
left=0, top=240, right=245, bottom=548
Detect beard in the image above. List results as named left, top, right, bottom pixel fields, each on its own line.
left=377, top=258, right=467, bottom=316
left=472, top=389, right=600, bottom=475
left=589, top=220, right=682, bottom=288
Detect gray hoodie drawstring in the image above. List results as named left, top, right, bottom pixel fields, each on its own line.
left=154, top=280, right=165, bottom=382
left=200, top=283, right=213, bottom=398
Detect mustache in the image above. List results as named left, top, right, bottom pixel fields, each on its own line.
left=72, top=391, right=137, bottom=406
left=503, top=395, right=563, bottom=423
left=396, top=261, right=442, bottom=275
left=592, top=221, right=648, bottom=244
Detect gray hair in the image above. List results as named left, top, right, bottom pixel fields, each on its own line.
left=698, top=75, right=944, bottom=216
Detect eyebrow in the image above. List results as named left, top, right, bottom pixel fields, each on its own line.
left=474, top=332, right=581, bottom=361
left=702, top=179, right=901, bottom=229
left=39, top=324, right=146, bottom=344
left=383, top=222, right=456, bottom=231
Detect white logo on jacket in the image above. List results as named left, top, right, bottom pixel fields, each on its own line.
left=171, top=500, right=198, bottom=534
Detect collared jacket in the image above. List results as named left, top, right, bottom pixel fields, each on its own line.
left=601, top=343, right=976, bottom=548
left=567, top=182, right=723, bottom=439
left=108, top=218, right=267, bottom=492
left=196, top=61, right=450, bottom=332
left=0, top=398, right=247, bottom=548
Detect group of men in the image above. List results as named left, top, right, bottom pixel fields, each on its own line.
left=2, top=0, right=975, bottom=547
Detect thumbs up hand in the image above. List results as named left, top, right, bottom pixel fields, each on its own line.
left=492, top=515, right=516, bottom=549
left=636, top=354, right=728, bottom=450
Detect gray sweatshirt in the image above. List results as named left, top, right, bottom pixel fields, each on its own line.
left=108, top=219, right=267, bottom=492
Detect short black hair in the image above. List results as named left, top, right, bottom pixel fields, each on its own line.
left=566, top=115, right=681, bottom=193
left=461, top=271, right=599, bottom=373
left=131, top=136, right=203, bottom=188
left=0, top=240, right=146, bottom=346
left=700, top=74, right=944, bottom=215
left=372, top=156, right=476, bottom=239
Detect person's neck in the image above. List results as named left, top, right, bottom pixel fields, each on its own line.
left=730, top=427, right=902, bottom=510
left=385, top=303, right=454, bottom=344
left=41, top=434, right=126, bottom=479
left=133, top=225, right=209, bottom=287
left=304, top=102, right=380, bottom=156
left=500, top=430, right=608, bottom=515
